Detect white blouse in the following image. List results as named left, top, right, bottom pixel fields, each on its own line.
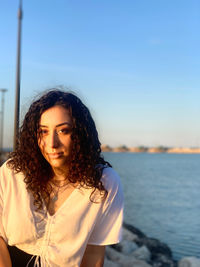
left=0, top=161, right=124, bottom=267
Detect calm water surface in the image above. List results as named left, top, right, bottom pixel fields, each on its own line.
left=103, top=152, right=200, bottom=260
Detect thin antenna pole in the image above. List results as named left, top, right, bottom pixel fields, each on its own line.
left=0, top=89, right=7, bottom=153
left=14, top=0, right=23, bottom=151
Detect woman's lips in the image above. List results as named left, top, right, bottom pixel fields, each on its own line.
left=47, top=152, right=63, bottom=159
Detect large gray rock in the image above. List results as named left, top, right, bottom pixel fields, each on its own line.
left=104, top=258, right=120, bottom=267
left=122, top=227, right=138, bottom=241
left=112, top=224, right=177, bottom=267
left=106, top=246, right=132, bottom=262
left=137, top=237, right=172, bottom=258
left=152, top=253, right=176, bottom=267
left=178, top=257, right=200, bottom=267
left=106, top=247, right=152, bottom=267
left=123, top=223, right=147, bottom=238
left=121, top=259, right=152, bottom=267
left=112, top=240, right=139, bottom=254
left=132, top=245, right=151, bottom=262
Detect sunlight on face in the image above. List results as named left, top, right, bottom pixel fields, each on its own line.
left=38, top=105, right=73, bottom=172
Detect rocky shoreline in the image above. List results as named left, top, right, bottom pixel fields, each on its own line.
left=104, top=222, right=200, bottom=267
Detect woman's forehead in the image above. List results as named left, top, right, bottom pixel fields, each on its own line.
left=39, top=105, right=72, bottom=126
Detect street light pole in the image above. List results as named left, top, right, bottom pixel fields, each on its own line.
left=0, top=89, right=8, bottom=153
left=14, top=0, right=23, bottom=151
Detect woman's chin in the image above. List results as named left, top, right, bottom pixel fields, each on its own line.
left=47, top=157, right=69, bottom=170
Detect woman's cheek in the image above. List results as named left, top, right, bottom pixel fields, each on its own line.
left=38, top=139, right=45, bottom=153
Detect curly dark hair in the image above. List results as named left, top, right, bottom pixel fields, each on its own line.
left=7, top=89, right=111, bottom=210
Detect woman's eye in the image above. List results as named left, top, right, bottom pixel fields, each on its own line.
left=39, top=129, right=48, bottom=135
left=57, top=128, right=70, bottom=135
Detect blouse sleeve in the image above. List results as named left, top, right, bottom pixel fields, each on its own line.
left=88, top=167, right=124, bottom=246
left=0, top=164, right=7, bottom=242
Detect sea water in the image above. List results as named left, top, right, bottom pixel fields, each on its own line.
left=103, top=152, right=200, bottom=260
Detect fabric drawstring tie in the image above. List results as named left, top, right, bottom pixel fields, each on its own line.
left=26, top=255, right=40, bottom=267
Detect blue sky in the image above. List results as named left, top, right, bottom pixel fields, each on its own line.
left=0, top=0, right=200, bottom=148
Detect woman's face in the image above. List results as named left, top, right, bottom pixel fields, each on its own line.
left=38, top=105, right=73, bottom=172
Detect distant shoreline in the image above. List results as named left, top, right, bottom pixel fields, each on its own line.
left=101, top=145, right=200, bottom=154
left=2, top=146, right=200, bottom=159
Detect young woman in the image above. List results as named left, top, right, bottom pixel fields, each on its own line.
left=0, top=89, right=123, bottom=267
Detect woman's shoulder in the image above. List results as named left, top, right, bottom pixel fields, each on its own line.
left=101, top=166, right=121, bottom=192
left=1, top=160, right=14, bottom=173
left=1, top=160, right=11, bottom=173
left=0, top=160, right=24, bottom=185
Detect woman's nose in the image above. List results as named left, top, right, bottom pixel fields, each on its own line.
left=49, top=131, right=59, bottom=148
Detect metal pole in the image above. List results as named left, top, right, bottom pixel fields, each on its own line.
left=0, top=89, right=8, bottom=153
left=14, top=0, right=23, bottom=151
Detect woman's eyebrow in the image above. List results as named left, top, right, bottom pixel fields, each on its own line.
left=39, top=122, right=72, bottom=128
left=56, top=122, right=72, bottom=127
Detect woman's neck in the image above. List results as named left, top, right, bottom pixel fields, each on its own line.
left=52, top=166, right=69, bottom=181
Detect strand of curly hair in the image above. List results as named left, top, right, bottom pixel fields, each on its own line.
left=7, top=89, right=111, bottom=210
